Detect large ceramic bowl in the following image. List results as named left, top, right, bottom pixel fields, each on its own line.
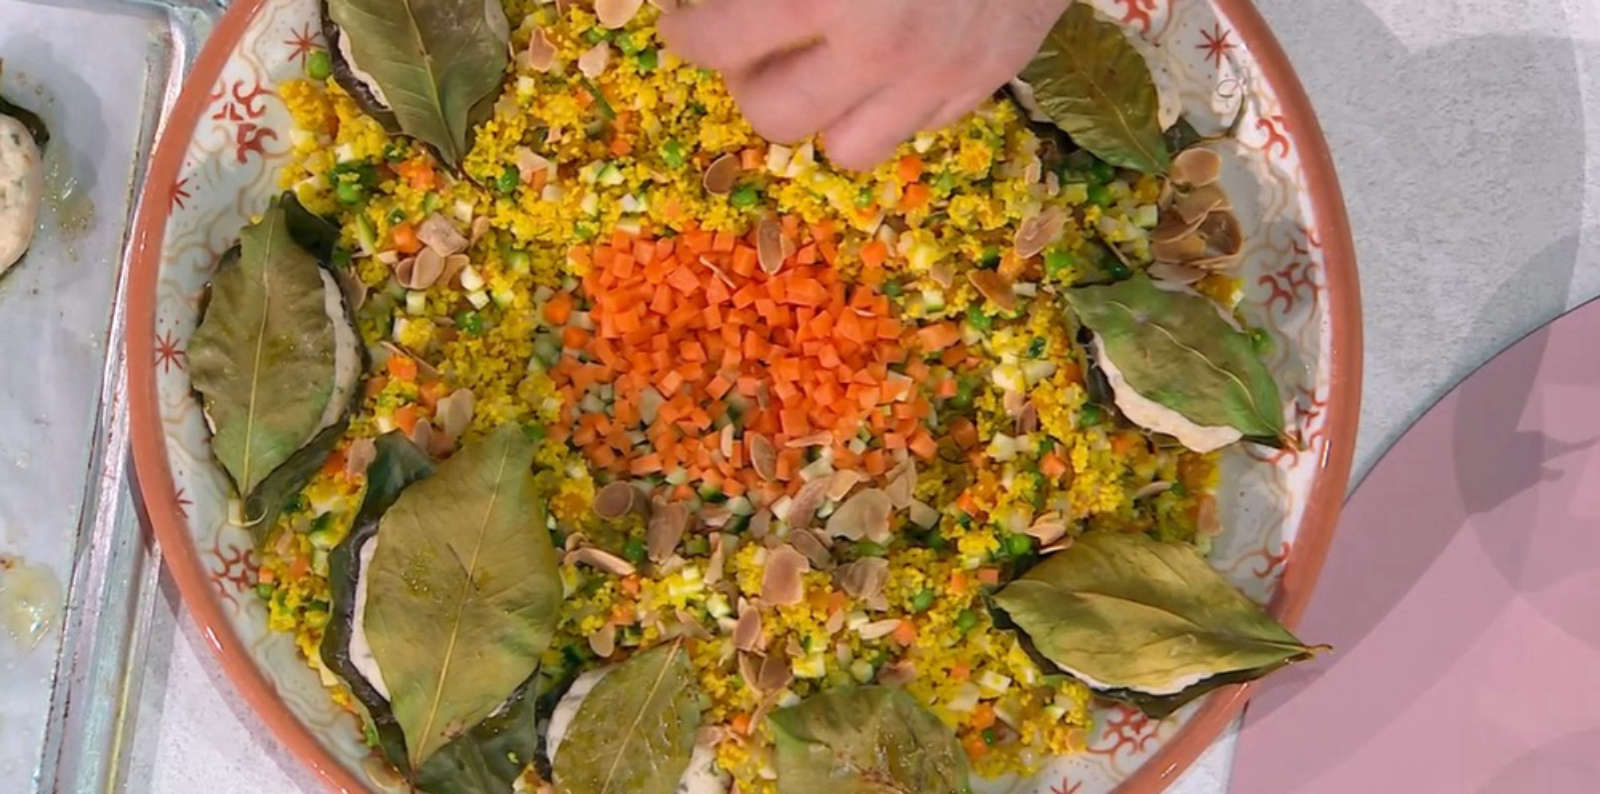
left=126, top=0, right=1360, bottom=790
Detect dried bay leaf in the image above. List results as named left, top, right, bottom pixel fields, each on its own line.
left=1064, top=274, right=1286, bottom=450
left=1018, top=3, right=1169, bottom=174
left=189, top=201, right=361, bottom=525
left=326, top=0, right=510, bottom=168
left=769, top=686, right=970, bottom=794
left=993, top=532, right=1324, bottom=697
left=552, top=642, right=700, bottom=794
left=366, top=424, right=561, bottom=769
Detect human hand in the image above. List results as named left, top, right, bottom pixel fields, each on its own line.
left=659, top=0, right=1069, bottom=171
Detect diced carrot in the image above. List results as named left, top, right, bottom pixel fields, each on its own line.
left=891, top=620, right=917, bottom=646
left=901, top=182, right=932, bottom=211
left=949, top=571, right=969, bottom=595
left=386, top=355, right=418, bottom=382
left=620, top=575, right=641, bottom=596
left=1040, top=452, right=1069, bottom=480
left=860, top=239, right=888, bottom=269
left=729, top=713, right=752, bottom=736
left=320, top=448, right=347, bottom=477
left=392, top=404, right=421, bottom=434
left=896, top=154, right=924, bottom=183
left=909, top=430, right=937, bottom=460
left=544, top=291, right=574, bottom=325
left=418, top=380, right=450, bottom=409
left=916, top=322, right=961, bottom=350
left=963, top=733, right=989, bottom=760
left=562, top=326, right=590, bottom=349
left=948, top=661, right=971, bottom=682
left=976, top=567, right=1001, bottom=585
left=712, top=230, right=737, bottom=252
left=970, top=702, right=997, bottom=730
left=391, top=222, right=421, bottom=255
left=288, top=554, right=310, bottom=579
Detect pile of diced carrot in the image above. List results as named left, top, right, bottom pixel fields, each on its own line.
left=547, top=219, right=945, bottom=502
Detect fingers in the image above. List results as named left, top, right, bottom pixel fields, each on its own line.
left=658, top=0, right=834, bottom=73
left=820, top=84, right=944, bottom=172
left=724, top=41, right=881, bottom=144
left=927, top=86, right=999, bottom=132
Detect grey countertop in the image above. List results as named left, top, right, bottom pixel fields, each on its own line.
left=119, top=0, right=1600, bottom=791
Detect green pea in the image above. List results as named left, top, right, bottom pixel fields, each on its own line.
left=910, top=588, right=936, bottom=613
left=1078, top=403, right=1104, bottom=428
left=387, top=208, right=407, bottom=225
left=729, top=184, right=760, bottom=208
left=979, top=246, right=1000, bottom=267
left=335, top=180, right=364, bottom=206
left=1087, top=183, right=1114, bottom=208
left=952, top=377, right=979, bottom=409
left=574, top=222, right=597, bottom=241
left=1088, top=159, right=1116, bottom=184
left=854, top=185, right=875, bottom=208
left=955, top=609, right=980, bottom=632
left=497, top=165, right=519, bottom=195
left=1044, top=250, right=1075, bottom=277
left=456, top=310, right=485, bottom=336
left=582, top=27, right=610, bottom=44
left=622, top=538, right=647, bottom=565
left=255, top=583, right=275, bottom=600
left=683, top=536, right=710, bottom=556
left=615, top=34, right=642, bottom=55
left=524, top=424, right=547, bottom=441
left=636, top=48, right=659, bottom=72
left=661, top=139, right=687, bottom=168
left=966, top=305, right=993, bottom=332
left=1107, top=258, right=1132, bottom=280
left=922, top=531, right=948, bottom=551
left=855, top=541, right=887, bottom=557
left=1004, top=533, right=1033, bottom=557
left=422, top=192, right=442, bottom=213
left=882, top=281, right=903, bottom=298
left=306, top=50, right=333, bottom=81
left=982, top=728, right=998, bottom=746
left=1025, top=336, right=1047, bottom=359
left=956, top=512, right=974, bottom=529
left=934, top=171, right=957, bottom=194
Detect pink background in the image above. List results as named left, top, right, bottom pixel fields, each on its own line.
left=1233, top=299, right=1600, bottom=792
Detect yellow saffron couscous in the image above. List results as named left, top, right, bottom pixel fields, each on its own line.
left=251, top=1, right=1241, bottom=790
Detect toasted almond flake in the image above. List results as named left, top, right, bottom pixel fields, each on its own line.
left=835, top=557, right=888, bottom=600
left=857, top=618, right=903, bottom=640
left=702, top=153, right=739, bottom=196
left=756, top=217, right=784, bottom=274
left=469, top=216, right=491, bottom=244
left=1017, top=401, right=1040, bottom=435
left=696, top=255, right=737, bottom=288
left=588, top=622, right=616, bottom=658
left=441, top=254, right=470, bottom=289
left=749, top=434, right=778, bottom=481
left=1152, top=210, right=1207, bottom=245
left=1014, top=206, right=1067, bottom=259
left=760, top=545, right=809, bottom=605
left=885, top=463, right=915, bottom=509
left=824, top=610, right=845, bottom=634
left=1024, top=511, right=1069, bottom=545
left=395, top=249, right=444, bottom=290
left=1147, top=262, right=1207, bottom=285
left=1002, top=389, right=1025, bottom=418
left=705, top=534, right=727, bottom=585
left=515, top=147, right=550, bottom=184
left=699, top=504, right=733, bottom=528
left=738, top=651, right=762, bottom=687
left=789, top=528, right=834, bottom=570
left=1175, top=183, right=1231, bottom=225
left=1041, top=539, right=1074, bottom=555
left=929, top=261, right=955, bottom=288
left=758, top=650, right=793, bottom=691
left=780, top=234, right=797, bottom=262
left=826, top=488, right=892, bottom=543
left=786, top=479, right=831, bottom=528
left=563, top=532, right=587, bottom=553
left=719, top=424, right=735, bottom=459
left=784, top=636, right=803, bottom=658
left=595, top=0, right=644, bottom=28
left=1197, top=209, right=1243, bottom=260
left=647, top=502, right=690, bottom=562
left=666, top=609, right=711, bottom=640
left=337, top=270, right=368, bottom=311
left=417, top=213, right=468, bottom=256
left=748, top=509, right=772, bottom=539
left=907, top=499, right=939, bottom=528
left=593, top=481, right=641, bottom=519
left=1023, top=157, right=1042, bottom=185
left=733, top=605, right=762, bottom=651
left=566, top=546, right=636, bottom=576
left=376, top=250, right=400, bottom=265
left=1133, top=481, right=1174, bottom=500
left=408, top=419, right=434, bottom=454
left=435, top=389, right=474, bottom=441
left=969, top=269, right=1018, bottom=311
left=1171, top=147, right=1222, bottom=188
left=526, top=28, right=557, bottom=71
left=877, top=658, right=916, bottom=686
left=827, top=470, right=864, bottom=502
left=578, top=42, right=611, bottom=79
left=344, top=438, right=376, bottom=479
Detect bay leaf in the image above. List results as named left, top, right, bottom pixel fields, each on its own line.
left=992, top=531, right=1324, bottom=696
left=415, top=672, right=542, bottom=794
left=552, top=642, right=700, bottom=794
left=1063, top=274, right=1286, bottom=447
left=1019, top=3, right=1170, bottom=174
left=280, top=190, right=342, bottom=265
left=326, top=0, right=510, bottom=168
left=768, top=686, right=971, bottom=794
left=242, top=419, right=349, bottom=545
left=189, top=202, right=346, bottom=504
left=1097, top=658, right=1293, bottom=719
left=366, top=424, right=562, bottom=769
left=322, top=431, right=436, bottom=769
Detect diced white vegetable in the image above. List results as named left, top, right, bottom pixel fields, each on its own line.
left=459, top=265, right=486, bottom=291
left=977, top=670, right=1013, bottom=697
left=792, top=653, right=826, bottom=679
left=467, top=290, right=490, bottom=309
left=405, top=291, right=427, bottom=315
left=945, top=683, right=981, bottom=712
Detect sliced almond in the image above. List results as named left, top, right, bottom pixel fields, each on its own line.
left=826, top=488, right=892, bottom=543
left=749, top=434, right=778, bottom=481
left=784, top=432, right=833, bottom=449
left=969, top=269, right=1018, bottom=312
left=469, top=216, right=491, bottom=245
left=824, top=609, right=846, bottom=634
left=566, top=546, right=637, bottom=576
left=733, top=604, right=762, bottom=651
left=780, top=234, right=797, bottom=262
left=441, top=254, right=470, bottom=289
left=702, top=153, right=739, bottom=196
left=835, top=557, right=888, bottom=600
left=337, top=269, right=368, bottom=311
left=578, top=42, right=611, bottom=79
left=719, top=424, right=735, bottom=460
left=789, top=528, right=834, bottom=570
left=593, top=481, right=642, bottom=520
left=395, top=248, right=444, bottom=290
left=1147, top=262, right=1207, bottom=285
left=755, top=217, right=785, bottom=274
left=1041, top=539, right=1075, bottom=555
left=786, top=478, right=831, bottom=528
left=758, top=650, right=793, bottom=691
left=647, top=502, right=690, bottom=562
left=525, top=28, right=557, bottom=72
left=737, top=651, right=763, bottom=689
left=877, top=658, right=916, bottom=686
left=379, top=342, right=440, bottom=381
left=435, top=388, right=475, bottom=441
left=1024, top=511, right=1069, bottom=545
left=1133, top=481, right=1174, bottom=500
left=344, top=438, right=377, bottom=479
left=705, top=533, right=727, bottom=585
left=827, top=469, right=864, bottom=502
left=907, top=499, right=939, bottom=528
left=588, top=622, right=617, bottom=658
left=1152, top=211, right=1208, bottom=246
left=760, top=545, right=809, bottom=605
left=857, top=618, right=904, bottom=640
left=595, top=0, right=644, bottom=29
left=1016, top=401, right=1039, bottom=435
left=1196, top=209, right=1244, bottom=261
left=929, top=261, right=955, bottom=288
left=408, top=419, right=434, bottom=454
left=748, top=509, right=772, bottom=539
left=1014, top=206, right=1067, bottom=259
left=417, top=213, right=468, bottom=256
left=1174, top=183, right=1231, bottom=225
left=1171, top=147, right=1223, bottom=188
left=885, top=463, right=915, bottom=510
left=515, top=147, right=551, bottom=185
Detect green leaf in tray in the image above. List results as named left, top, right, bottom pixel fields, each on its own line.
left=992, top=531, right=1326, bottom=699
left=280, top=190, right=342, bottom=264
left=325, top=0, right=510, bottom=168
left=1063, top=274, right=1287, bottom=452
left=366, top=424, right=562, bottom=769
left=242, top=420, right=348, bottom=545
left=1017, top=2, right=1170, bottom=174
left=551, top=642, right=701, bottom=794
left=414, top=671, right=542, bottom=794
left=188, top=201, right=362, bottom=521
left=768, top=686, right=971, bottom=794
